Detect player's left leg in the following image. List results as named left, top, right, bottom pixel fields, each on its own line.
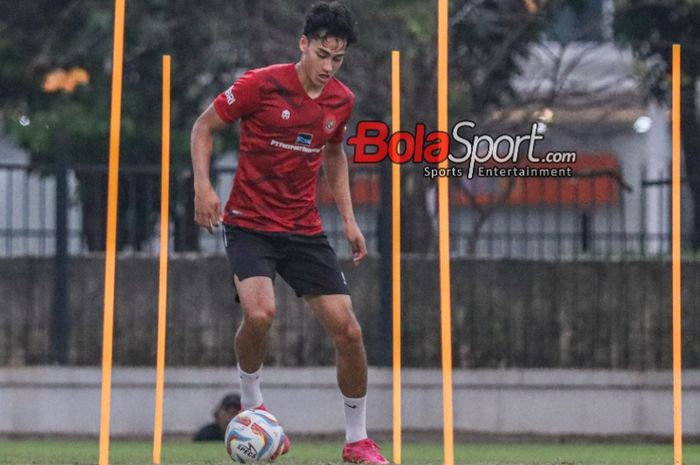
left=305, top=294, right=367, bottom=398
left=305, top=294, right=388, bottom=464
left=277, top=234, right=387, bottom=463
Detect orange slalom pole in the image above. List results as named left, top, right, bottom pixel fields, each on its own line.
left=437, top=1, right=454, bottom=465
left=671, top=43, right=683, bottom=465
left=99, top=0, right=126, bottom=464
left=391, top=50, right=402, bottom=465
left=153, top=54, right=172, bottom=465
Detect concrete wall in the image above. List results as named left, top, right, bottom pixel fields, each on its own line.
left=1, top=367, right=698, bottom=437
left=2, top=256, right=699, bottom=368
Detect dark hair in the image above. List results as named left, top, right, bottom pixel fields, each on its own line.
left=303, top=2, right=357, bottom=46
left=219, top=393, right=241, bottom=410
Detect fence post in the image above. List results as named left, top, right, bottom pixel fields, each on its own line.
left=668, top=163, right=673, bottom=255
left=581, top=212, right=590, bottom=253
left=374, top=159, right=393, bottom=367
left=640, top=165, right=647, bottom=256
left=50, top=143, right=69, bottom=364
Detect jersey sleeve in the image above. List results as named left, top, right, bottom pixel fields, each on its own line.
left=213, top=70, right=261, bottom=123
left=328, top=95, right=355, bottom=144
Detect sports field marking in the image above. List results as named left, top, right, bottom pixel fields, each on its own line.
left=99, top=1, right=126, bottom=464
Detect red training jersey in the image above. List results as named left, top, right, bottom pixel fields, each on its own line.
left=213, top=63, right=355, bottom=235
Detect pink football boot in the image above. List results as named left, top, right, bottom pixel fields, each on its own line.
left=342, top=438, right=389, bottom=464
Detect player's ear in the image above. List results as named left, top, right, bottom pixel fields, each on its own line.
left=299, top=35, right=309, bottom=54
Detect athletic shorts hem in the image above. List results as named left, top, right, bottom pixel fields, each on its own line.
left=293, top=288, right=351, bottom=298
left=233, top=270, right=276, bottom=281
left=224, top=225, right=350, bottom=300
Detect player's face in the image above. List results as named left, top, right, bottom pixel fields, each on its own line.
left=298, top=34, right=347, bottom=88
left=216, top=406, right=240, bottom=429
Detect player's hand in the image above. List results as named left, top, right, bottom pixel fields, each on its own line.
left=194, top=182, right=223, bottom=234
left=344, top=219, right=367, bottom=266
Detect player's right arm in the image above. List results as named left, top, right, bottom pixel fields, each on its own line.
left=191, top=104, right=229, bottom=234
left=191, top=71, right=261, bottom=233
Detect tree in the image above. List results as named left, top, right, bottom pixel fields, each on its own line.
left=0, top=0, right=416, bottom=251
left=402, top=0, right=587, bottom=255
left=614, top=0, right=700, bottom=250
left=349, top=0, right=584, bottom=255
left=0, top=0, right=274, bottom=251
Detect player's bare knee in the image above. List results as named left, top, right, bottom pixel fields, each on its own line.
left=242, top=303, right=276, bottom=330
left=334, top=320, right=363, bottom=349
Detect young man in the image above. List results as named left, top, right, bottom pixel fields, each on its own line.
left=190, top=3, right=388, bottom=464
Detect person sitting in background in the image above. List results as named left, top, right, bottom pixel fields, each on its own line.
left=193, top=393, right=241, bottom=441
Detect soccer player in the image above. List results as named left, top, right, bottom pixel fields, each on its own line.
left=190, top=2, right=388, bottom=464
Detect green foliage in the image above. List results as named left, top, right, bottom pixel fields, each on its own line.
left=613, top=0, right=700, bottom=99
left=614, top=0, right=700, bottom=249
left=0, top=0, right=572, bottom=251
left=0, top=0, right=563, bottom=163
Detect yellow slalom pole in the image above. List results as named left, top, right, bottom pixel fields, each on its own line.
left=437, top=1, right=454, bottom=465
left=391, top=50, right=402, bottom=465
left=99, top=0, right=126, bottom=464
left=671, top=43, right=683, bottom=465
left=153, top=54, right=172, bottom=465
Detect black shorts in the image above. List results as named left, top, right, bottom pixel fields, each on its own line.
left=223, top=225, right=350, bottom=298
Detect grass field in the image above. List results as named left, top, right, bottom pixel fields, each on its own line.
left=1, top=440, right=699, bottom=465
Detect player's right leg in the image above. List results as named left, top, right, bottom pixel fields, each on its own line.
left=233, top=277, right=291, bottom=455
left=224, top=226, right=290, bottom=455
left=234, top=278, right=290, bottom=455
left=234, top=275, right=276, bottom=377
left=224, top=226, right=279, bottom=408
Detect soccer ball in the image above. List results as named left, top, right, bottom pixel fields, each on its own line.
left=225, top=409, right=286, bottom=463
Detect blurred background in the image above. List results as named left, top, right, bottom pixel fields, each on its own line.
left=1, top=0, right=699, bottom=440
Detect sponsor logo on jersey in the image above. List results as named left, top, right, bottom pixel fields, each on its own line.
left=295, top=133, right=313, bottom=146
left=225, top=87, right=235, bottom=105
left=270, top=139, right=322, bottom=153
left=323, top=114, right=336, bottom=133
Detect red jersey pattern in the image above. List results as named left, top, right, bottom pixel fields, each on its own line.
left=213, top=63, right=354, bottom=235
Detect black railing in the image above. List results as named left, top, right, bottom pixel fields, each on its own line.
left=0, top=162, right=695, bottom=258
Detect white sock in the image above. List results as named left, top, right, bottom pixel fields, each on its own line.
left=342, top=394, right=368, bottom=443
left=238, top=364, right=263, bottom=410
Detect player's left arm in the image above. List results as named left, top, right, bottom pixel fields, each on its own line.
left=323, top=141, right=367, bottom=265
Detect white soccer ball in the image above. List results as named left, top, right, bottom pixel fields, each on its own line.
left=225, top=409, right=286, bottom=463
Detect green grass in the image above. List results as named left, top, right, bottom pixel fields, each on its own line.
left=0, top=440, right=699, bottom=465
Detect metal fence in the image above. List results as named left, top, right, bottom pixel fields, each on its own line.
left=0, top=162, right=693, bottom=259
